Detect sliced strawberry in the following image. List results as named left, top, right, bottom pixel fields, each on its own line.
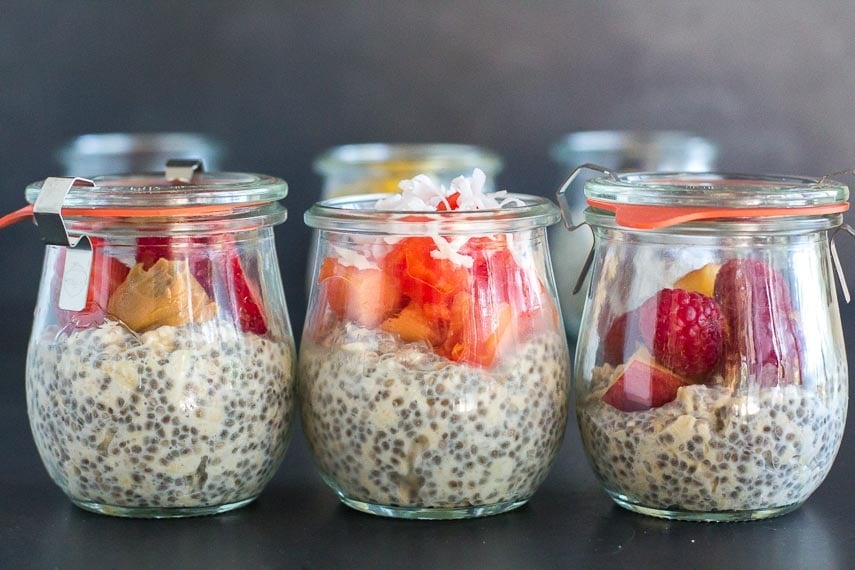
left=135, top=236, right=213, bottom=294
left=222, top=243, right=269, bottom=335
left=55, top=238, right=130, bottom=330
left=436, top=191, right=461, bottom=211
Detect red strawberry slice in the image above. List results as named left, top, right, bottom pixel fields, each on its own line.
left=436, top=191, right=461, bottom=211
left=222, top=244, right=268, bottom=335
left=135, top=236, right=213, bottom=294
left=602, top=354, right=689, bottom=412
left=713, top=259, right=803, bottom=387
left=637, top=288, right=723, bottom=379
left=55, top=238, right=130, bottom=329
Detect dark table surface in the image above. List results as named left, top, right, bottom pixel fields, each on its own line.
left=0, top=301, right=852, bottom=570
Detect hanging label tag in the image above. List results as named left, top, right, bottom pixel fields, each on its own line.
left=58, top=236, right=93, bottom=311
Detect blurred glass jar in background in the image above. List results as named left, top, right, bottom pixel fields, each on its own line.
left=24, top=167, right=294, bottom=518
left=549, top=131, right=717, bottom=338
left=313, top=143, right=503, bottom=198
left=56, top=132, right=226, bottom=176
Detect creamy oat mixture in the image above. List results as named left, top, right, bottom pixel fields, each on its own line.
left=299, top=325, right=569, bottom=509
left=578, top=365, right=847, bottom=512
left=27, top=321, right=294, bottom=509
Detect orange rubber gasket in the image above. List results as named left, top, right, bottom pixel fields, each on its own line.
left=587, top=198, right=850, bottom=230
left=0, top=202, right=267, bottom=230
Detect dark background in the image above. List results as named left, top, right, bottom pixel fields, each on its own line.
left=1, top=2, right=854, bottom=567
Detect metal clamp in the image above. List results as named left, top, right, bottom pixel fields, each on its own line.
left=33, top=177, right=96, bottom=311
left=165, top=159, right=204, bottom=183
left=555, top=163, right=617, bottom=231
left=831, top=224, right=855, bottom=304
left=816, top=168, right=855, bottom=187
left=33, top=177, right=95, bottom=247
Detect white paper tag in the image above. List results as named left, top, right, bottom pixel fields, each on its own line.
left=58, top=237, right=93, bottom=311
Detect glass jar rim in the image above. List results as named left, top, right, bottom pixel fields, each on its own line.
left=585, top=171, right=849, bottom=209
left=305, top=193, right=559, bottom=234
left=313, top=143, right=503, bottom=176
left=25, top=171, right=288, bottom=210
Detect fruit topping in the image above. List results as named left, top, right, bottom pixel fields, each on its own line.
left=222, top=246, right=269, bottom=335
left=713, top=258, right=803, bottom=387
left=107, top=258, right=217, bottom=333
left=136, top=236, right=213, bottom=294
left=319, top=257, right=403, bottom=328
left=637, top=288, right=723, bottom=378
left=602, top=350, right=690, bottom=412
left=674, top=263, right=721, bottom=298
left=135, top=235, right=269, bottom=335
left=314, top=170, right=550, bottom=368
left=602, top=310, right=642, bottom=367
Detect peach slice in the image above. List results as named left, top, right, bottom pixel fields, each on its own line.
left=674, top=263, right=721, bottom=298
left=602, top=352, right=689, bottom=412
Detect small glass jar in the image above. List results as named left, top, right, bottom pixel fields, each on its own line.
left=300, top=194, right=570, bottom=519
left=23, top=168, right=295, bottom=518
left=313, top=143, right=503, bottom=198
left=56, top=132, right=226, bottom=176
left=562, top=169, right=850, bottom=521
left=549, top=131, right=717, bottom=338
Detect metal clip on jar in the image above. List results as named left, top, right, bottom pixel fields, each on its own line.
left=6, top=161, right=295, bottom=518
left=300, top=193, right=570, bottom=519
left=559, top=166, right=851, bottom=522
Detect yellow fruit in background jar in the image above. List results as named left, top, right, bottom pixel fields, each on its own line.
left=674, top=263, right=721, bottom=297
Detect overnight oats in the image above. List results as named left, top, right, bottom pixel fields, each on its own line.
left=300, top=170, right=570, bottom=519
left=564, top=169, right=850, bottom=521
left=21, top=170, right=295, bottom=517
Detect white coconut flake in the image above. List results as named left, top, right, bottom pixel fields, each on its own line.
left=429, top=235, right=474, bottom=268
left=374, top=168, right=508, bottom=211
left=372, top=168, right=522, bottom=267
left=331, top=245, right=378, bottom=270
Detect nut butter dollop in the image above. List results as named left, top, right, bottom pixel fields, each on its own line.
left=107, top=258, right=217, bottom=332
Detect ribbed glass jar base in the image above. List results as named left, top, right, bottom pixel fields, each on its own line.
left=70, top=496, right=257, bottom=519
left=606, top=490, right=804, bottom=522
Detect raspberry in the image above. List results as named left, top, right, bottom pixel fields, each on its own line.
left=713, top=259, right=803, bottom=387
left=638, top=288, right=723, bottom=377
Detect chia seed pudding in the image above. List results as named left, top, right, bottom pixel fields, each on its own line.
left=299, top=324, right=569, bottom=512
left=26, top=321, right=295, bottom=513
left=578, top=364, right=847, bottom=515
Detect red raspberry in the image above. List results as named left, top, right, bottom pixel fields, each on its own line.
left=638, top=288, right=723, bottom=377
left=713, top=259, right=803, bottom=387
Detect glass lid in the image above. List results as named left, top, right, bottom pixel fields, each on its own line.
left=25, top=171, right=287, bottom=209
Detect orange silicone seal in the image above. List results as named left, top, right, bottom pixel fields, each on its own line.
left=586, top=198, right=850, bottom=230
left=0, top=202, right=268, bottom=231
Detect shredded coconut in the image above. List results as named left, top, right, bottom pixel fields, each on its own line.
left=374, top=168, right=514, bottom=211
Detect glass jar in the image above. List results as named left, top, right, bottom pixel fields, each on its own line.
left=562, top=169, right=850, bottom=521
left=56, top=132, right=226, bottom=177
left=313, top=143, right=503, bottom=198
left=22, top=167, right=295, bottom=518
left=549, top=131, right=718, bottom=338
left=300, top=193, right=570, bottom=519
